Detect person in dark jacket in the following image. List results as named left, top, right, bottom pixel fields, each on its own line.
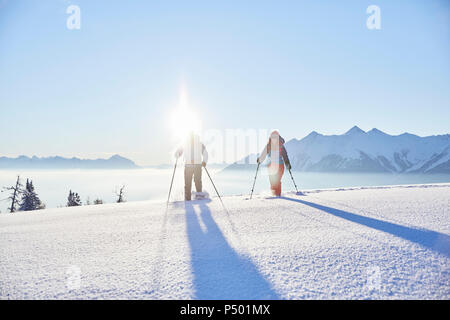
left=257, top=130, right=291, bottom=196
left=175, top=132, right=209, bottom=201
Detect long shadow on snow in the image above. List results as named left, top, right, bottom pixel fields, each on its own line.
left=279, top=197, right=450, bottom=258
left=185, top=201, right=279, bottom=299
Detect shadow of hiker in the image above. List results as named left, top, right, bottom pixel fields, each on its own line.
left=184, top=201, right=279, bottom=299
left=279, top=196, right=450, bottom=258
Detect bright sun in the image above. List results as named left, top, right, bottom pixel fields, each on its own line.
left=169, top=86, right=202, bottom=141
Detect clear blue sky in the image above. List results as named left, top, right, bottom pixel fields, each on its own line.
left=1, top=0, right=449, bottom=165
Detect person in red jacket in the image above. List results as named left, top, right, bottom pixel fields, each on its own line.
left=257, top=131, right=291, bottom=197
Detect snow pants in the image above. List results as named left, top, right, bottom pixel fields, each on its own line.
left=268, top=163, right=284, bottom=196
left=184, top=164, right=202, bottom=200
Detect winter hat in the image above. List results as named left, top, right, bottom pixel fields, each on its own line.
left=269, top=130, right=285, bottom=145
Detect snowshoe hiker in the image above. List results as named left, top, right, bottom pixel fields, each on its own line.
left=257, top=130, right=292, bottom=197
left=175, top=132, right=209, bottom=201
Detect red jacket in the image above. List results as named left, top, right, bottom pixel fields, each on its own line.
left=258, top=135, right=291, bottom=167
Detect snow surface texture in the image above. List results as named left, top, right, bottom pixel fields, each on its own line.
left=1, top=184, right=449, bottom=299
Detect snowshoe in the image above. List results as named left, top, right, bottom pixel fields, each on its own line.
left=192, top=191, right=210, bottom=200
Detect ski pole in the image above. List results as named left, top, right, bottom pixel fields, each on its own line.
left=288, top=168, right=299, bottom=194
left=250, top=163, right=260, bottom=199
left=166, top=158, right=178, bottom=208
left=204, top=166, right=239, bottom=235
left=204, top=167, right=223, bottom=203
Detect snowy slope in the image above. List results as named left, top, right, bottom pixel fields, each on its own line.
left=0, top=184, right=449, bottom=299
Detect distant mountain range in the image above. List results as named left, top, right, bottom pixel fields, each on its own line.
left=0, top=154, right=140, bottom=169
left=226, top=126, right=450, bottom=174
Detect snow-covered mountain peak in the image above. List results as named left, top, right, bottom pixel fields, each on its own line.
left=345, top=126, right=365, bottom=135
left=368, top=128, right=388, bottom=136
left=399, top=132, right=417, bottom=137
left=109, top=154, right=126, bottom=160
left=0, top=155, right=140, bottom=169
left=304, top=131, right=321, bottom=139
left=228, top=128, right=450, bottom=173
left=282, top=129, right=450, bottom=173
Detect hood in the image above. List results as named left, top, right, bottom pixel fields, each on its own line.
left=268, top=131, right=285, bottom=146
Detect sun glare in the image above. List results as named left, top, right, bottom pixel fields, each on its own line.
left=169, top=86, right=202, bottom=141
